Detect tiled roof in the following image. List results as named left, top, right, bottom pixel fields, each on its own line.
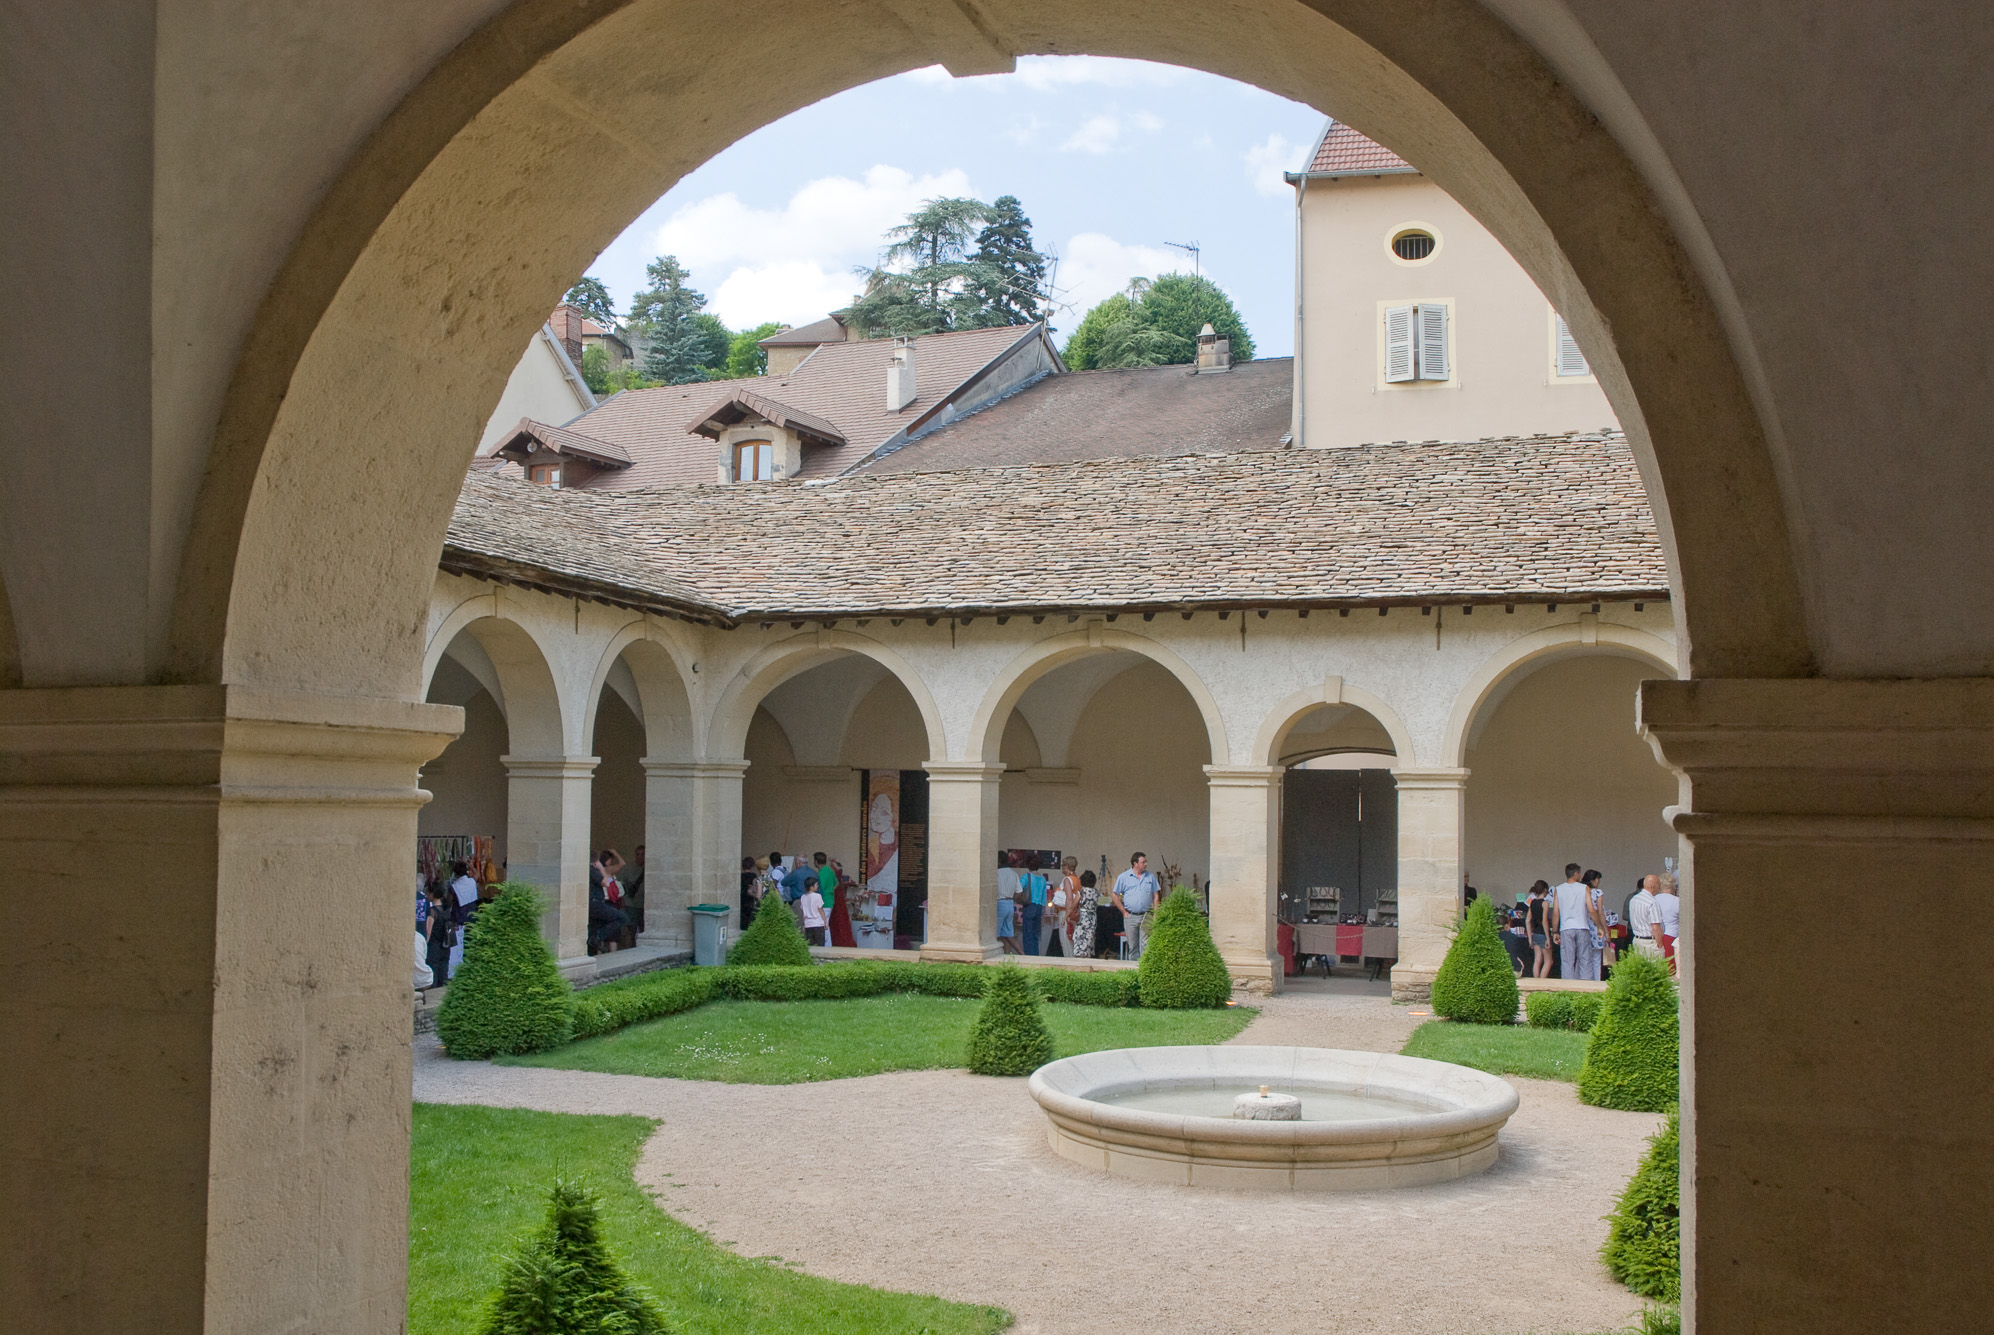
left=688, top=386, right=846, bottom=446
left=553, top=323, right=1046, bottom=488
left=441, top=432, right=1668, bottom=623
left=760, top=314, right=847, bottom=347
left=494, top=418, right=632, bottom=466
left=863, top=358, right=1293, bottom=475
left=1305, top=120, right=1416, bottom=176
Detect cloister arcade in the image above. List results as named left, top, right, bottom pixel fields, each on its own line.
left=419, top=571, right=1681, bottom=993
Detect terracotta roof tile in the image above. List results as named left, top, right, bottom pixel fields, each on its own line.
left=1305, top=120, right=1415, bottom=176
left=443, top=432, right=1668, bottom=622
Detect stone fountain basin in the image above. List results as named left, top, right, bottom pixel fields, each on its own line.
left=1027, top=1045, right=1520, bottom=1191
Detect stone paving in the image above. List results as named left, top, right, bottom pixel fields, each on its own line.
left=414, top=988, right=1663, bottom=1335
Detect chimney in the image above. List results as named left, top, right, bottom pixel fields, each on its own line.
left=886, top=338, right=918, bottom=411
left=1194, top=322, right=1232, bottom=373
left=551, top=304, right=585, bottom=366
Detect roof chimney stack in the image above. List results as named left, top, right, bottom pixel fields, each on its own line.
left=886, top=338, right=918, bottom=411
left=1194, top=322, right=1232, bottom=373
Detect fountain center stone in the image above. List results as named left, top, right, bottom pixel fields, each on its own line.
left=1234, top=1085, right=1302, bottom=1120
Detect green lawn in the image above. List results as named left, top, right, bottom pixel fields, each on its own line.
left=1401, top=1018, right=1591, bottom=1081
left=498, top=993, right=1258, bottom=1083
left=411, top=1102, right=1008, bottom=1335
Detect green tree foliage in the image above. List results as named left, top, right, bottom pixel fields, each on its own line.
left=561, top=276, right=617, bottom=326
left=848, top=196, right=993, bottom=337
left=688, top=312, right=733, bottom=379
left=436, top=883, right=575, bottom=1059
left=1429, top=896, right=1521, bottom=1025
left=1578, top=947, right=1680, bottom=1111
left=965, top=965, right=1056, bottom=1076
left=957, top=195, right=1048, bottom=328
left=1601, top=1110, right=1682, bottom=1303
left=630, top=255, right=712, bottom=385
left=480, top=1180, right=669, bottom=1335
left=723, top=321, right=784, bottom=379
left=725, top=888, right=813, bottom=968
left=1062, top=273, right=1254, bottom=369
left=1136, top=888, right=1233, bottom=1008
left=579, top=343, right=612, bottom=395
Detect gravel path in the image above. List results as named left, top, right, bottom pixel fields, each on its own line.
left=416, top=992, right=1661, bottom=1334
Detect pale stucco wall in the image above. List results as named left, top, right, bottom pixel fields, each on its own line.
left=1463, top=653, right=1679, bottom=905
left=416, top=683, right=509, bottom=861
left=475, top=327, right=594, bottom=454
left=1295, top=174, right=1618, bottom=450
left=589, top=688, right=646, bottom=862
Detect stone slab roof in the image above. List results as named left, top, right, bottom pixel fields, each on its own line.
left=759, top=314, right=847, bottom=346
left=494, top=418, right=632, bottom=465
left=1304, top=120, right=1415, bottom=177
left=441, top=432, right=1669, bottom=624
left=543, top=323, right=1045, bottom=488
left=862, top=358, right=1294, bottom=475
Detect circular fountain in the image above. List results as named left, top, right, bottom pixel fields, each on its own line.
left=1027, top=1045, right=1519, bottom=1191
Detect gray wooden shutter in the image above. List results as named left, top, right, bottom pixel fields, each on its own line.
left=1384, top=305, right=1416, bottom=382
left=1416, top=303, right=1450, bottom=380
left=1554, top=314, right=1589, bottom=377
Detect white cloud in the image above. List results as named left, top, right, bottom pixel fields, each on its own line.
left=708, top=261, right=867, bottom=330
left=1010, top=55, right=1187, bottom=92
left=1049, top=232, right=1183, bottom=334
left=1059, top=109, right=1165, bottom=155
left=1244, top=132, right=1302, bottom=198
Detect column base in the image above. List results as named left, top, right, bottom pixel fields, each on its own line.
left=1390, top=965, right=1436, bottom=1002
left=556, top=955, right=596, bottom=982
left=1222, top=953, right=1281, bottom=995
left=919, top=943, right=1004, bottom=964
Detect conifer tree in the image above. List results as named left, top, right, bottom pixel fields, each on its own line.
left=1136, top=887, right=1232, bottom=1008
left=1428, top=895, right=1521, bottom=1025
left=965, top=965, right=1056, bottom=1076
left=480, top=1181, right=669, bottom=1335
left=630, top=255, right=711, bottom=384
left=435, top=883, right=575, bottom=1059
left=561, top=276, right=617, bottom=326
left=957, top=195, right=1048, bottom=328
left=1577, top=947, right=1680, bottom=1111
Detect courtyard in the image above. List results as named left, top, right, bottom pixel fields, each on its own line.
left=413, top=984, right=1664, bottom=1334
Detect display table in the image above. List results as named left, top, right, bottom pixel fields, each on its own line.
left=1291, top=923, right=1398, bottom=978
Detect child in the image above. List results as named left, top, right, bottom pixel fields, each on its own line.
left=798, top=879, right=827, bottom=947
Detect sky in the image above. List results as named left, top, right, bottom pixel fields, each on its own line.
left=583, top=57, right=1327, bottom=358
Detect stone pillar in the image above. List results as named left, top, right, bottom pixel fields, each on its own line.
left=640, top=759, right=747, bottom=942
left=1640, top=678, right=1994, bottom=1335
left=1205, top=764, right=1282, bottom=993
left=501, top=754, right=597, bottom=970
left=919, top=761, right=1004, bottom=963
left=0, top=685, right=458, bottom=1334
left=1390, top=766, right=1469, bottom=1000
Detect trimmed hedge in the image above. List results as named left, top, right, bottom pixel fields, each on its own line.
left=1525, top=989, right=1607, bottom=1033
left=1136, top=888, right=1233, bottom=1008
left=965, top=966, right=1056, bottom=1076
left=1430, top=896, right=1522, bottom=1025
left=1601, top=1110, right=1682, bottom=1303
left=480, top=1180, right=667, bottom=1334
left=725, top=887, right=812, bottom=967
left=1578, top=947, right=1680, bottom=1111
left=437, top=883, right=574, bottom=1060
left=571, top=967, right=714, bottom=1039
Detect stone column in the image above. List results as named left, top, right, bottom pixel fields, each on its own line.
left=1205, top=764, right=1282, bottom=993
left=501, top=754, right=597, bottom=971
left=919, top=761, right=1004, bottom=963
left=1640, top=678, right=1994, bottom=1335
left=639, top=759, right=747, bottom=942
left=0, top=684, right=458, bottom=1334
left=1390, top=766, right=1469, bottom=1000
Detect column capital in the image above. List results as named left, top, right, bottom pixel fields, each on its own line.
left=501, top=754, right=599, bottom=779
left=1203, top=763, right=1283, bottom=787
left=640, top=757, right=750, bottom=779
left=922, top=760, right=1007, bottom=782
left=1640, top=677, right=1994, bottom=824
left=1392, top=766, right=1470, bottom=789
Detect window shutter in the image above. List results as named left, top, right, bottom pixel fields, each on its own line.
left=1383, top=305, right=1416, bottom=382
left=1416, top=303, right=1450, bottom=380
left=1554, top=314, right=1590, bottom=377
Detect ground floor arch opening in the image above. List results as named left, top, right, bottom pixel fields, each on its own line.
left=1272, top=699, right=1401, bottom=983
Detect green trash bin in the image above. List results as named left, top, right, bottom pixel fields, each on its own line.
left=689, top=904, right=731, bottom=967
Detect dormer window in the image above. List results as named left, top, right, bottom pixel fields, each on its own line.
left=733, top=440, right=775, bottom=482
left=528, top=464, right=563, bottom=488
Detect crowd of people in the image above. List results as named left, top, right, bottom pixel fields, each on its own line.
left=587, top=845, right=645, bottom=955
left=995, top=851, right=1163, bottom=959
left=1497, top=863, right=1681, bottom=982
left=741, top=850, right=850, bottom=945
left=415, top=858, right=485, bottom=988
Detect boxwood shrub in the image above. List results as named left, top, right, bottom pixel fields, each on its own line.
left=1578, top=947, right=1679, bottom=1111
left=435, top=883, right=574, bottom=1059
left=965, top=966, right=1056, bottom=1076
left=1429, top=896, right=1521, bottom=1025
left=481, top=1180, right=667, bottom=1334
left=1525, top=989, right=1607, bottom=1032
left=1136, top=887, right=1233, bottom=1008
left=570, top=967, right=714, bottom=1039
left=1601, top=1110, right=1682, bottom=1302
left=725, top=887, right=812, bottom=967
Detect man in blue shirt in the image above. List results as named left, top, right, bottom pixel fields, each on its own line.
left=1112, top=852, right=1162, bottom=959
left=780, top=854, right=813, bottom=904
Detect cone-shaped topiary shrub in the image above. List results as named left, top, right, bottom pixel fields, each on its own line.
left=480, top=1180, right=669, bottom=1334
left=437, top=883, right=574, bottom=1059
left=1578, top=946, right=1679, bottom=1111
left=1429, top=896, right=1521, bottom=1025
left=1601, top=1110, right=1681, bottom=1303
left=965, top=965, right=1055, bottom=1075
left=1136, top=887, right=1233, bottom=1008
left=725, top=887, right=812, bottom=967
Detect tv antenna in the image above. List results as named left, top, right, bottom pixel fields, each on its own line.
left=1164, top=240, right=1207, bottom=324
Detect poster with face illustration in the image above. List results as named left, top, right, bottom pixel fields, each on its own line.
left=858, top=770, right=900, bottom=949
